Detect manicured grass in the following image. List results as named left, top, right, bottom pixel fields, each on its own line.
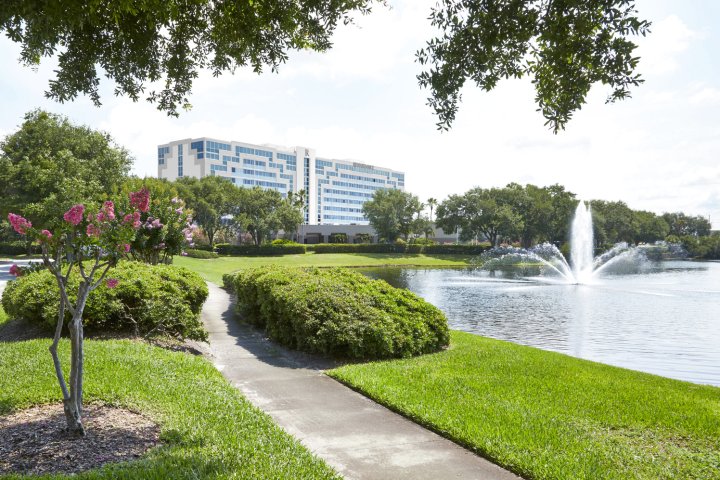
left=329, top=331, right=720, bottom=480
left=174, top=253, right=473, bottom=284
left=0, top=340, right=340, bottom=479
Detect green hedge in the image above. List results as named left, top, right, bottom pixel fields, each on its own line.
left=184, top=248, right=219, bottom=259
left=1, top=262, right=208, bottom=340
left=216, top=243, right=307, bottom=256
left=307, top=243, right=491, bottom=255
left=0, top=241, right=41, bottom=255
left=226, top=266, right=449, bottom=359
left=213, top=242, right=491, bottom=256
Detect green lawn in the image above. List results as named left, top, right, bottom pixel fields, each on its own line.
left=329, top=331, right=720, bottom=480
left=174, top=253, right=473, bottom=284
left=0, top=339, right=339, bottom=479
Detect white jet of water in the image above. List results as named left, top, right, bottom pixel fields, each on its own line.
left=570, top=201, right=595, bottom=284
left=480, top=200, right=648, bottom=284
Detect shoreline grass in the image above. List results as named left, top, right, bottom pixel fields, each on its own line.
left=0, top=339, right=339, bottom=479
left=329, top=331, right=720, bottom=480
left=174, top=253, right=474, bottom=284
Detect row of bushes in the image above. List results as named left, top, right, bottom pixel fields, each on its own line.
left=2, top=262, right=209, bottom=340
left=213, top=242, right=491, bottom=256
left=215, top=243, right=307, bottom=256
left=224, top=266, right=449, bottom=359
left=184, top=248, right=219, bottom=259
left=0, top=241, right=41, bottom=255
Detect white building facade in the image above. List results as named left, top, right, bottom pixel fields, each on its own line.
left=157, top=138, right=405, bottom=225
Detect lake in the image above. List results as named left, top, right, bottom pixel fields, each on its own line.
left=360, top=260, right=720, bottom=386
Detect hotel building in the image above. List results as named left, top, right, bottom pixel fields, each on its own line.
left=157, top=138, right=405, bottom=225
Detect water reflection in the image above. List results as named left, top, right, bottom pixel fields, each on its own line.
left=360, top=261, right=720, bottom=386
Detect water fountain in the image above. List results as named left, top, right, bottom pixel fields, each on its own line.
left=481, top=202, right=648, bottom=284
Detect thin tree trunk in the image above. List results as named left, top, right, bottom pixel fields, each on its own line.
left=49, top=298, right=70, bottom=402
left=64, top=285, right=88, bottom=435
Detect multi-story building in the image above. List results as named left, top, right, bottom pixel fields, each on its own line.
left=157, top=138, right=405, bottom=225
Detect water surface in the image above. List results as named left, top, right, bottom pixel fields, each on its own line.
left=361, top=261, right=720, bottom=386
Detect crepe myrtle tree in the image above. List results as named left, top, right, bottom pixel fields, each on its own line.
left=7, top=193, right=145, bottom=435
left=115, top=187, right=195, bottom=265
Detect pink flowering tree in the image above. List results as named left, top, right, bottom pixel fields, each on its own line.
left=117, top=186, right=195, bottom=264
left=7, top=194, right=142, bottom=435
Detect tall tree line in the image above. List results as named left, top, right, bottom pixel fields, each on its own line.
left=434, top=184, right=711, bottom=248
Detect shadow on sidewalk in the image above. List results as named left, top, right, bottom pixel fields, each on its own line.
left=205, top=285, right=340, bottom=372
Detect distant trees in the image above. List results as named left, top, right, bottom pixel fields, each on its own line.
left=362, top=189, right=425, bottom=242
left=434, top=183, right=709, bottom=249
left=435, top=184, right=576, bottom=247
left=234, top=187, right=303, bottom=246
left=0, top=110, right=132, bottom=227
left=176, top=176, right=239, bottom=246
left=661, top=212, right=712, bottom=238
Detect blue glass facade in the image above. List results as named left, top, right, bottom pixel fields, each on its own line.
left=158, top=138, right=404, bottom=225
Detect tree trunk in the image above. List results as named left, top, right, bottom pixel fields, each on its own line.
left=64, top=285, right=88, bottom=435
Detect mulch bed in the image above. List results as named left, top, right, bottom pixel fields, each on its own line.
left=0, top=403, right=160, bottom=476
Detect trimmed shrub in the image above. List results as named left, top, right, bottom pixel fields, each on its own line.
left=422, top=243, right=491, bottom=255
left=308, top=243, right=402, bottom=254
left=329, top=233, right=348, bottom=244
left=0, top=241, right=41, bottom=255
left=271, top=238, right=302, bottom=246
left=354, top=233, right=372, bottom=243
left=216, top=243, right=306, bottom=256
left=191, top=244, right=215, bottom=252
left=184, top=248, right=219, bottom=259
left=228, top=266, right=449, bottom=359
left=1, top=262, right=208, bottom=340
left=408, top=237, right=437, bottom=245
left=307, top=243, right=491, bottom=255
left=213, top=242, right=491, bottom=256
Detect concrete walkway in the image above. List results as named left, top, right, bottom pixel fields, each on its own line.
left=201, top=282, right=520, bottom=480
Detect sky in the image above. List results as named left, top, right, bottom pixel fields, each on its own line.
left=1, top=0, right=719, bottom=228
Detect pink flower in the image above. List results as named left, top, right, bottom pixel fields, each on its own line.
left=9, top=264, right=22, bottom=276
left=181, top=251, right=188, bottom=256
left=105, top=278, right=119, bottom=289
left=171, top=197, right=180, bottom=204
left=8, top=213, right=32, bottom=235
left=175, top=208, right=183, bottom=214
left=86, top=224, right=101, bottom=237
left=151, top=219, right=163, bottom=229
left=102, top=201, right=115, bottom=221
left=123, top=243, right=131, bottom=253
left=129, top=188, right=150, bottom=213
left=40, top=229, right=53, bottom=241
left=63, top=205, right=85, bottom=226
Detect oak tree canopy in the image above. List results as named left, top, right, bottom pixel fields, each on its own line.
left=2, top=1, right=649, bottom=132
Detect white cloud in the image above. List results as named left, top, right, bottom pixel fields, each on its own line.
left=689, top=86, right=720, bottom=105
left=283, top=1, right=434, bottom=81
left=636, top=15, right=698, bottom=75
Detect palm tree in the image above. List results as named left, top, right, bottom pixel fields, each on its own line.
left=287, top=189, right=307, bottom=242
left=427, top=197, right=438, bottom=222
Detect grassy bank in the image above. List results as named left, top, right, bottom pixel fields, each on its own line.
left=329, top=331, right=720, bottom=480
left=0, top=340, right=339, bottom=479
left=174, top=253, right=473, bottom=284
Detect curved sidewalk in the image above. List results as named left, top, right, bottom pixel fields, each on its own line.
left=201, top=282, right=520, bottom=480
